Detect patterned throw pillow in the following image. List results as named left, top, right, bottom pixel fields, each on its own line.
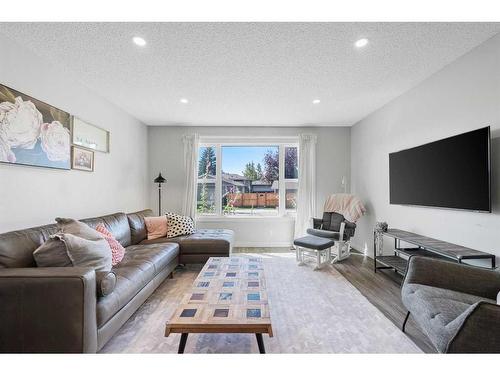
left=165, top=212, right=195, bottom=238
left=95, top=223, right=125, bottom=266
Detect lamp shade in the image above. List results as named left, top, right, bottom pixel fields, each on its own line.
left=154, top=173, right=166, bottom=184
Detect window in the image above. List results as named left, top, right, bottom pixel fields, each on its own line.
left=197, top=146, right=216, bottom=214
left=284, top=146, right=298, bottom=211
left=196, top=141, right=299, bottom=217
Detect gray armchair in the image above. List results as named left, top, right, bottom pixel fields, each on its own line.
left=307, top=212, right=356, bottom=262
left=308, top=212, right=356, bottom=240
left=401, top=256, right=500, bottom=353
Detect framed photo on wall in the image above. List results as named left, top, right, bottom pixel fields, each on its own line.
left=71, top=116, right=109, bottom=153
left=0, top=83, right=71, bottom=170
left=71, top=145, right=94, bottom=172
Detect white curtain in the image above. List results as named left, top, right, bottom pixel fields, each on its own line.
left=182, top=133, right=199, bottom=219
left=294, top=134, right=317, bottom=238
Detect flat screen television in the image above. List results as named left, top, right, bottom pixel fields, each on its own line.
left=389, top=126, right=491, bottom=212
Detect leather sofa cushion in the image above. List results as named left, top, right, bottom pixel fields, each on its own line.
left=82, top=212, right=132, bottom=248
left=141, top=229, right=234, bottom=255
left=96, top=242, right=179, bottom=328
left=127, top=209, right=153, bottom=245
left=402, top=283, right=496, bottom=352
left=0, top=224, right=58, bottom=268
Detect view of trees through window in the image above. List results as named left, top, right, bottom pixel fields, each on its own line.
left=196, top=144, right=298, bottom=216
left=197, top=146, right=216, bottom=214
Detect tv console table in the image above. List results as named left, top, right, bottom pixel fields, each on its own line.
left=373, top=228, right=496, bottom=275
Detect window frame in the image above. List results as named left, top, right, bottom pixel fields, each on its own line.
left=196, top=137, right=299, bottom=219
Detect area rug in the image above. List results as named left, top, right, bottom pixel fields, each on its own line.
left=100, top=252, right=421, bottom=353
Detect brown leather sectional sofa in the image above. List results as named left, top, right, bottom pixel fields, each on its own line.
left=0, top=209, right=233, bottom=353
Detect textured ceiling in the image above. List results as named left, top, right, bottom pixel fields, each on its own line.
left=1, top=23, right=499, bottom=126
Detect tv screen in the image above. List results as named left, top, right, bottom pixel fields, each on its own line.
left=389, top=127, right=491, bottom=212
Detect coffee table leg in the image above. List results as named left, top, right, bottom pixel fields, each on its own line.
left=255, top=333, right=266, bottom=354
left=178, top=333, right=189, bottom=354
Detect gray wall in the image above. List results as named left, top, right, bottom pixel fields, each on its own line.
left=0, top=33, right=149, bottom=232
left=148, top=126, right=350, bottom=246
left=351, top=33, right=500, bottom=263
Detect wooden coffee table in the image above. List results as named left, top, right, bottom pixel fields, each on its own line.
left=165, top=256, right=273, bottom=353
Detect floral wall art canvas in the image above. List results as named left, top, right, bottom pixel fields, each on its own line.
left=0, top=84, right=71, bottom=170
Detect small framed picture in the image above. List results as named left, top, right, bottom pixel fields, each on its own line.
left=71, top=116, right=110, bottom=153
left=71, top=146, right=94, bottom=172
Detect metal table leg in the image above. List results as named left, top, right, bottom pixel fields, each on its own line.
left=255, top=333, right=266, bottom=354
left=178, top=333, right=188, bottom=353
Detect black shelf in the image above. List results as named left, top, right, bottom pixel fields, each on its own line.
left=375, top=256, right=408, bottom=275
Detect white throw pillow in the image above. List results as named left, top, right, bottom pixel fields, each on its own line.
left=497, top=291, right=500, bottom=305
left=165, top=212, right=195, bottom=238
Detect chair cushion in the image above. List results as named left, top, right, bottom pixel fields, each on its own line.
left=402, top=283, right=496, bottom=352
left=307, top=228, right=346, bottom=240
left=96, top=242, right=179, bottom=328
left=294, top=235, right=335, bottom=250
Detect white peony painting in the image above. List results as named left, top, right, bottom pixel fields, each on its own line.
left=0, top=84, right=71, bottom=169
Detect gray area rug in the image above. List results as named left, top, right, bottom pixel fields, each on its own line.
left=101, top=252, right=421, bottom=353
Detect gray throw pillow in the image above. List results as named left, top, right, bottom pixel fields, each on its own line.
left=32, top=236, right=72, bottom=267
left=33, top=218, right=112, bottom=272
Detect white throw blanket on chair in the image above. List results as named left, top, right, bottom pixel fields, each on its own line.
left=323, top=193, right=366, bottom=223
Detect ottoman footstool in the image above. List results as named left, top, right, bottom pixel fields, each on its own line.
left=294, top=235, right=335, bottom=270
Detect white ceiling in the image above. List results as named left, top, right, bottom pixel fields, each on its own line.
left=1, top=23, right=499, bottom=127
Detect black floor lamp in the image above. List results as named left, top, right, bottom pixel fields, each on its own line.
left=154, top=173, right=166, bottom=216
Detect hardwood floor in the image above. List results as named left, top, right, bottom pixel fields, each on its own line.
left=330, top=251, right=436, bottom=353
left=234, top=247, right=437, bottom=353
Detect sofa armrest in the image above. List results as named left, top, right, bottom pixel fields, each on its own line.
left=0, top=267, right=98, bottom=353
left=403, top=256, right=500, bottom=300
left=447, top=302, right=500, bottom=353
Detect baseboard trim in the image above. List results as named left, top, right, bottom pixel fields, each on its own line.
left=234, top=241, right=292, bottom=248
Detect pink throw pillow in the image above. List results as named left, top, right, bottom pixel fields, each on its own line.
left=144, top=216, right=168, bottom=240
left=95, top=223, right=125, bottom=266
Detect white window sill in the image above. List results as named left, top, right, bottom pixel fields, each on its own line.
left=196, top=215, right=296, bottom=222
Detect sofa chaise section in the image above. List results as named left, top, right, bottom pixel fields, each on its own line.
left=128, top=209, right=234, bottom=264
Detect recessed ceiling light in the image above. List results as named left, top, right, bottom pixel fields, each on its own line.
left=354, top=38, right=369, bottom=48
left=312, top=99, right=321, bottom=104
left=132, top=37, right=146, bottom=47
left=180, top=98, right=189, bottom=104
